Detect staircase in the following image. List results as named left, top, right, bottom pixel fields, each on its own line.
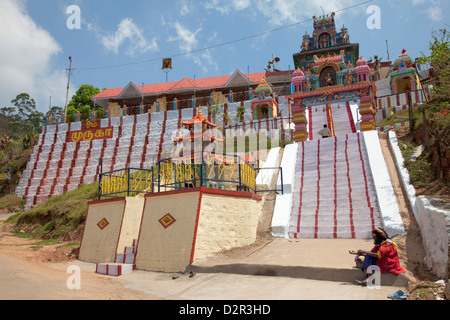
left=96, top=240, right=137, bottom=277
left=308, top=104, right=329, bottom=141
left=328, top=102, right=356, bottom=137
left=289, top=133, right=383, bottom=239
left=16, top=101, right=292, bottom=209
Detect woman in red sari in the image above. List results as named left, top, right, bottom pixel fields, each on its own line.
left=350, top=228, right=405, bottom=285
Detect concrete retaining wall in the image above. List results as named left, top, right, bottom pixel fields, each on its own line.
left=271, top=143, right=298, bottom=238
left=388, top=131, right=450, bottom=279
left=135, top=191, right=201, bottom=273
left=362, top=131, right=405, bottom=237
left=194, top=192, right=262, bottom=260
left=79, top=198, right=127, bottom=263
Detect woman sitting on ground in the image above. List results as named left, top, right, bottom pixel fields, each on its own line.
left=349, top=228, right=405, bottom=285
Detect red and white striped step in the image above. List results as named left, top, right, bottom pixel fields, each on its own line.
left=289, top=133, right=383, bottom=239
left=96, top=240, right=137, bottom=277
left=17, top=99, right=291, bottom=209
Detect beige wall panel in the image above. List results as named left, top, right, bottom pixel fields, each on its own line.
left=116, top=197, right=145, bottom=254
left=79, top=199, right=126, bottom=263
left=109, top=102, right=122, bottom=118
left=193, top=193, right=262, bottom=260
left=135, top=192, right=200, bottom=273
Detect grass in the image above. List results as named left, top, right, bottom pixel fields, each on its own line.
left=7, top=183, right=99, bottom=241
left=0, top=194, right=25, bottom=213
left=388, top=99, right=450, bottom=197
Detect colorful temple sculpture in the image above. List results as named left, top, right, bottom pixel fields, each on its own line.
left=289, top=12, right=378, bottom=140
left=251, top=78, right=279, bottom=120
left=390, top=49, right=423, bottom=95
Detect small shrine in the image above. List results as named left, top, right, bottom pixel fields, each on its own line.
left=163, top=108, right=258, bottom=192
left=390, top=49, right=423, bottom=94
left=174, top=109, right=223, bottom=153
left=251, top=78, right=278, bottom=120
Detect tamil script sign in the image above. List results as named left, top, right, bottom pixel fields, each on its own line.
left=68, top=120, right=114, bottom=143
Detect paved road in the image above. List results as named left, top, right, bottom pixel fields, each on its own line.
left=0, top=238, right=409, bottom=301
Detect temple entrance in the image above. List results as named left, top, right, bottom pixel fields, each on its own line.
left=320, top=67, right=337, bottom=88
left=394, top=75, right=414, bottom=94
left=253, top=104, right=272, bottom=120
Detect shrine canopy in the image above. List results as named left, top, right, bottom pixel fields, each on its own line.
left=251, top=78, right=278, bottom=120
left=175, top=109, right=223, bottom=143
left=390, top=49, right=423, bottom=94
left=182, top=109, right=217, bottom=129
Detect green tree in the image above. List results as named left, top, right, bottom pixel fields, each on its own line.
left=8, top=93, right=45, bottom=137
left=418, top=28, right=450, bottom=101
left=67, top=84, right=102, bottom=110
left=46, top=106, right=64, bottom=124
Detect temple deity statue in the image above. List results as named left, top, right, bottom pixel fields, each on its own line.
left=373, top=55, right=383, bottom=81
left=346, top=69, right=354, bottom=85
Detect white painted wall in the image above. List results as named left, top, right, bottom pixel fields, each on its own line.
left=416, top=196, right=449, bottom=279
left=271, top=143, right=299, bottom=238
left=388, top=131, right=450, bottom=279
left=362, top=131, right=406, bottom=237
left=256, top=147, right=280, bottom=188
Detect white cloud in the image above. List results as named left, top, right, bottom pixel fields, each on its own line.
left=191, top=50, right=219, bottom=74
left=0, top=0, right=70, bottom=113
left=204, top=0, right=251, bottom=14
left=168, top=22, right=218, bottom=74
left=204, top=0, right=362, bottom=25
left=425, top=1, right=444, bottom=21
left=100, top=18, right=158, bottom=56
left=168, top=21, right=202, bottom=53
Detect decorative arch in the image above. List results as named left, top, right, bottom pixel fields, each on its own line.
left=316, top=61, right=341, bottom=75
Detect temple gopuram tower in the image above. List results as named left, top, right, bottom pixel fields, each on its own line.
left=289, top=12, right=378, bottom=139
left=293, top=13, right=359, bottom=72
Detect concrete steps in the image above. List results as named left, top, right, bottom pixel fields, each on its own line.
left=289, top=133, right=383, bottom=239
left=17, top=100, right=292, bottom=209
left=96, top=240, right=137, bottom=277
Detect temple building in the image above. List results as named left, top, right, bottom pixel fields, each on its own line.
left=293, top=12, right=359, bottom=73
left=288, top=12, right=380, bottom=141
left=92, top=70, right=293, bottom=118
left=390, top=49, right=423, bottom=95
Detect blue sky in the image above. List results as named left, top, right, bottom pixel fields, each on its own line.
left=0, top=0, right=448, bottom=114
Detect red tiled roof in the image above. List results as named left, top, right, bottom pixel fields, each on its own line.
left=92, top=71, right=270, bottom=100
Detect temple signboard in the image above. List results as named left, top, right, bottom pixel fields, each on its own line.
left=67, top=126, right=114, bottom=143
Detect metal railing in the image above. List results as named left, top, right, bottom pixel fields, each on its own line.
left=97, top=150, right=284, bottom=198
left=157, top=151, right=257, bottom=193
left=99, top=166, right=154, bottom=200
left=255, top=167, right=284, bottom=195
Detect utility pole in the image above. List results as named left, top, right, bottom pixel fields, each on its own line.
left=408, top=91, right=414, bottom=137
left=386, top=40, right=390, bottom=62
left=64, top=56, right=74, bottom=123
